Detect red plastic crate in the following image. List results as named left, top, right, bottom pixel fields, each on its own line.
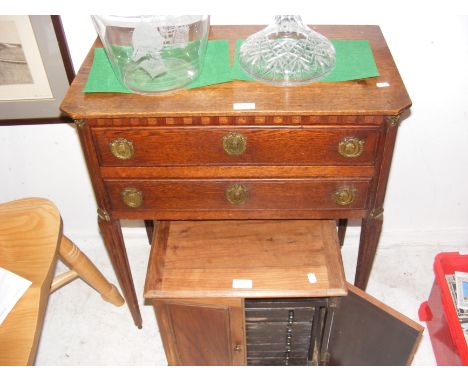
left=418, top=252, right=468, bottom=365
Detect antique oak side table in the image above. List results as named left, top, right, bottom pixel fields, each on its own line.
left=61, top=25, right=411, bottom=328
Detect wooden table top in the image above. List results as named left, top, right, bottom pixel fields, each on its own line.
left=61, top=25, right=411, bottom=119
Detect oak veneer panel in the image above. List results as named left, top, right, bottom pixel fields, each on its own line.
left=145, top=220, right=347, bottom=299
left=100, top=165, right=376, bottom=180
left=61, top=26, right=411, bottom=119
left=93, top=126, right=380, bottom=166
left=105, top=179, right=370, bottom=212
left=111, top=208, right=368, bottom=221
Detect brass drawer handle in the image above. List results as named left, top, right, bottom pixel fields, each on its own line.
left=223, top=132, right=246, bottom=156
left=225, top=184, right=248, bottom=205
left=121, top=188, right=143, bottom=208
left=234, top=344, right=242, bottom=352
left=109, top=138, right=134, bottom=160
left=338, top=137, right=364, bottom=158
left=333, top=187, right=357, bottom=206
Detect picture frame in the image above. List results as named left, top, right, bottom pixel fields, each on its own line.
left=0, top=15, right=75, bottom=125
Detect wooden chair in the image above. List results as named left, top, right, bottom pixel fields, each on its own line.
left=0, top=198, right=125, bottom=365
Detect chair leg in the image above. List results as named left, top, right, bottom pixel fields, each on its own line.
left=59, top=235, right=125, bottom=307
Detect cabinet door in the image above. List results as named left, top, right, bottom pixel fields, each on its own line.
left=154, top=298, right=245, bottom=366
left=325, top=284, right=423, bottom=365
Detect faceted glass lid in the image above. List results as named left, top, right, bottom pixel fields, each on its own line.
left=239, top=16, right=336, bottom=86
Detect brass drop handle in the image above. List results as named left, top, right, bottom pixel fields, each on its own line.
left=110, top=138, right=134, bottom=160
left=120, top=188, right=143, bottom=208
left=234, top=344, right=243, bottom=352
left=223, top=132, right=246, bottom=156
left=338, top=137, right=364, bottom=158
left=333, top=187, right=357, bottom=206
left=225, top=184, right=248, bottom=205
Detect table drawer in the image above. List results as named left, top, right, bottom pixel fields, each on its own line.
left=247, top=322, right=313, bottom=340
left=105, top=179, right=370, bottom=212
left=247, top=357, right=308, bottom=366
left=245, top=298, right=326, bottom=322
left=245, top=307, right=316, bottom=323
left=247, top=347, right=309, bottom=358
left=93, top=126, right=380, bottom=166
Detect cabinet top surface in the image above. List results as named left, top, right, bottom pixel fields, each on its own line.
left=61, top=25, right=411, bottom=119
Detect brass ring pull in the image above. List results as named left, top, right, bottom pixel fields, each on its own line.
left=121, top=188, right=143, bottom=208
left=225, top=184, right=248, bottom=205
left=333, top=187, right=356, bottom=206
left=110, top=138, right=134, bottom=160
left=338, top=137, right=364, bottom=158
left=223, top=132, right=246, bottom=156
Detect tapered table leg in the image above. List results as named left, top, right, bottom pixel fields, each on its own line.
left=98, top=216, right=142, bottom=328
left=144, top=220, right=155, bottom=245
left=337, top=219, right=347, bottom=247
left=354, top=115, right=402, bottom=290
left=354, top=213, right=383, bottom=290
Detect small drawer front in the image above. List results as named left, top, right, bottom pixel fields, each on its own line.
left=247, top=345, right=311, bottom=358
left=105, top=179, right=370, bottom=212
left=245, top=307, right=315, bottom=322
left=248, top=357, right=308, bottom=366
left=93, top=126, right=379, bottom=166
left=246, top=322, right=313, bottom=343
left=245, top=298, right=328, bottom=311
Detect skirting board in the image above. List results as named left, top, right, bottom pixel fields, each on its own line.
left=66, top=225, right=468, bottom=252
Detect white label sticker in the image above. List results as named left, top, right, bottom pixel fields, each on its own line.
left=376, top=82, right=390, bottom=88
left=307, top=273, right=317, bottom=284
left=233, top=102, right=256, bottom=110
left=232, top=279, right=253, bottom=288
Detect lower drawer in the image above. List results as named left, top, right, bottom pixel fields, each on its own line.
left=247, top=346, right=310, bottom=358
left=105, top=179, right=370, bottom=212
left=248, top=357, right=308, bottom=366
left=246, top=322, right=313, bottom=342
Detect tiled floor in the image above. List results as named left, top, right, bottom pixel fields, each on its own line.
left=34, top=227, right=456, bottom=366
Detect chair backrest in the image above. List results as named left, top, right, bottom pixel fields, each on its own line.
left=0, top=198, right=61, bottom=365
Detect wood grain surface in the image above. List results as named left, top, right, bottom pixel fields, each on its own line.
left=93, top=125, right=380, bottom=166
left=61, top=25, right=411, bottom=119
left=145, top=220, right=347, bottom=299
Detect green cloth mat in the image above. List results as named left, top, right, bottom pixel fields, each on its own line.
left=232, top=39, right=379, bottom=82
left=84, top=40, right=233, bottom=93
left=84, top=39, right=379, bottom=93
left=84, top=48, right=132, bottom=93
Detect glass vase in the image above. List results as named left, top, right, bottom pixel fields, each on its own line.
left=91, top=15, right=210, bottom=94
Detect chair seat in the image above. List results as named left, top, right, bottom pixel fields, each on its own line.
left=0, top=198, right=61, bottom=365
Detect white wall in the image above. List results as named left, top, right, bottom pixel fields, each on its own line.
left=2, top=14, right=468, bottom=248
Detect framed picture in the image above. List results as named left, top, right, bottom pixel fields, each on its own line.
left=0, top=15, right=75, bottom=125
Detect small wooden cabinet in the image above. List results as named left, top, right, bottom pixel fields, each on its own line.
left=144, top=220, right=423, bottom=366
left=61, top=25, right=412, bottom=329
